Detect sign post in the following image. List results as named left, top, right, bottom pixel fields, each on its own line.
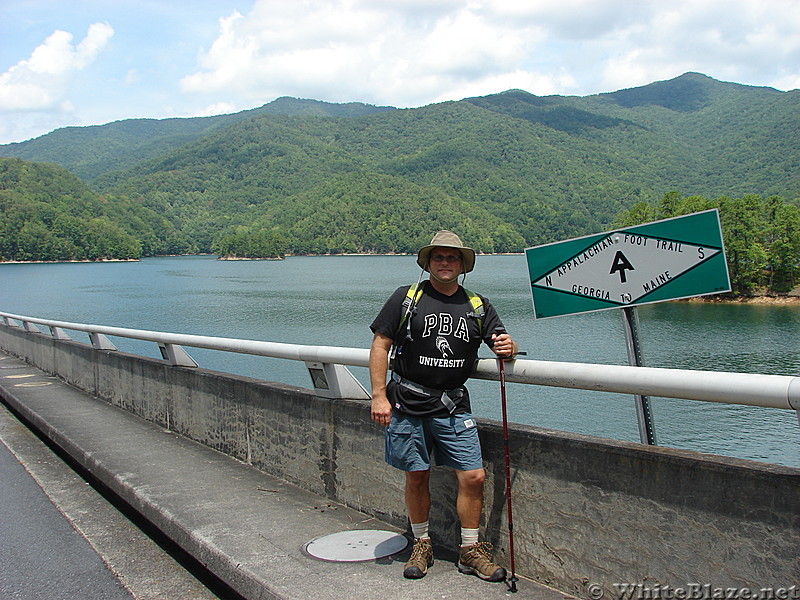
left=621, top=306, right=656, bottom=444
left=525, top=210, right=731, bottom=444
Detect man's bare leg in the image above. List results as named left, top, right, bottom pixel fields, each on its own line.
left=455, top=468, right=485, bottom=529
left=405, top=470, right=431, bottom=523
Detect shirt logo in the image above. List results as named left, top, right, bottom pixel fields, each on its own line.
left=423, top=313, right=470, bottom=343
left=436, top=336, right=453, bottom=357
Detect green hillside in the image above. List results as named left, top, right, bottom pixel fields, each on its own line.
left=0, top=98, right=395, bottom=181
left=0, top=72, right=797, bottom=266
left=0, top=157, right=178, bottom=261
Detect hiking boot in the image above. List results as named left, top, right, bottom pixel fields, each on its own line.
left=458, top=542, right=507, bottom=582
left=403, top=537, right=434, bottom=579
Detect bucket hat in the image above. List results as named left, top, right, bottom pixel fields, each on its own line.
left=417, top=230, right=476, bottom=273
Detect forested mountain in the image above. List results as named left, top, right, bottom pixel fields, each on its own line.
left=465, top=74, right=800, bottom=200
left=0, top=157, right=173, bottom=260
left=1, top=72, right=798, bottom=271
left=0, top=98, right=395, bottom=181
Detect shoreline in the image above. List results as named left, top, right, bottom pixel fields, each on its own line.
left=0, top=258, right=140, bottom=264
left=216, top=256, right=283, bottom=261
left=683, top=294, right=800, bottom=305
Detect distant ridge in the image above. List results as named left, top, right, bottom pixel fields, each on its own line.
left=247, top=96, right=397, bottom=118
left=0, top=97, right=396, bottom=180
left=1, top=72, right=797, bottom=260
left=600, top=72, right=782, bottom=111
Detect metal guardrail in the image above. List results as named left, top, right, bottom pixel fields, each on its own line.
left=2, top=311, right=799, bottom=415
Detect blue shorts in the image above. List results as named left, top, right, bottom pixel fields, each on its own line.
left=384, top=413, right=483, bottom=472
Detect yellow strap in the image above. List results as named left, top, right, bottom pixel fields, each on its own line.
left=401, top=284, right=484, bottom=333
left=406, top=283, right=424, bottom=304
left=465, top=289, right=483, bottom=313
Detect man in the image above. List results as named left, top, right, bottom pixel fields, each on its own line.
left=369, top=230, right=517, bottom=582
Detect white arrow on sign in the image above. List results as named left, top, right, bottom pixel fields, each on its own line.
left=532, top=231, right=721, bottom=305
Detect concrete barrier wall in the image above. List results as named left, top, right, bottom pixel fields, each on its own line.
left=2, top=324, right=798, bottom=596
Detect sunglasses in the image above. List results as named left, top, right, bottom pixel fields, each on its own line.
left=430, top=254, right=462, bottom=263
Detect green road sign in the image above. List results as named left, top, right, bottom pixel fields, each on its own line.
left=526, top=209, right=731, bottom=319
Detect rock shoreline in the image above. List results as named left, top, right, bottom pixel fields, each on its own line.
left=685, top=294, right=800, bottom=305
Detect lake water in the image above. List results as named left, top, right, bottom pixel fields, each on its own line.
left=1, top=255, right=798, bottom=468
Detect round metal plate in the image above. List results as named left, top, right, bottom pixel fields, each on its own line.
left=303, top=530, right=408, bottom=562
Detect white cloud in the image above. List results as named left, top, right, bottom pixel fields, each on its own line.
left=180, top=0, right=550, bottom=107
left=774, top=72, right=800, bottom=91
left=193, top=102, right=237, bottom=117
left=477, top=0, right=647, bottom=39
left=1, top=0, right=798, bottom=144
left=413, top=9, right=530, bottom=76
left=595, top=0, right=800, bottom=92
left=0, top=22, right=114, bottom=112
left=178, top=0, right=800, bottom=114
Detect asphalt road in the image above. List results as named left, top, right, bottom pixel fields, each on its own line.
left=0, top=404, right=220, bottom=600
left=0, top=434, right=133, bottom=600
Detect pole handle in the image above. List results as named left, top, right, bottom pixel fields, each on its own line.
left=494, top=326, right=513, bottom=360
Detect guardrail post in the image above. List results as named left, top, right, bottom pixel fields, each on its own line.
left=159, top=343, right=198, bottom=367
left=305, top=361, right=369, bottom=400
left=89, top=333, right=118, bottom=351
left=49, top=326, right=72, bottom=340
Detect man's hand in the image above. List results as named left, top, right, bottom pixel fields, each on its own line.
left=371, top=394, right=392, bottom=427
left=491, top=332, right=517, bottom=359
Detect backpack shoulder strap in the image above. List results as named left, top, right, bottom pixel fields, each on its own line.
left=463, top=288, right=485, bottom=335
left=389, top=282, right=425, bottom=366
left=397, top=282, right=425, bottom=336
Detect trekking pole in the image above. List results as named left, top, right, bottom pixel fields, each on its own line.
left=495, top=326, right=518, bottom=593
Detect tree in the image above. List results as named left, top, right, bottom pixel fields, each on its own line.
left=614, top=192, right=800, bottom=296
left=83, top=217, right=142, bottom=260
left=762, top=197, right=800, bottom=293
left=718, top=195, right=768, bottom=294
left=212, top=226, right=285, bottom=259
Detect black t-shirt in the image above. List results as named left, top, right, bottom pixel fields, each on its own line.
left=370, top=281, right=503, bottom=416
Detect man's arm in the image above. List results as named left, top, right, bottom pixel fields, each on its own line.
left=369, top=332, right=394, bottom=427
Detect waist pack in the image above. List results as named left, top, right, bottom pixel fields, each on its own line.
left=390, top=372, right=464, bottom=414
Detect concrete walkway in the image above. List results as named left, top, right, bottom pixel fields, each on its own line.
left=0, top=351, right=570, bottom=600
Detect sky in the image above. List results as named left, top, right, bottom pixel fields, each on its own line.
left=1, top=0, right=799, bottom=145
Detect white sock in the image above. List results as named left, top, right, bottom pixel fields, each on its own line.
left=411, top=521, right=430, bottom=540
left=460, top=527, right=479, bottom=548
